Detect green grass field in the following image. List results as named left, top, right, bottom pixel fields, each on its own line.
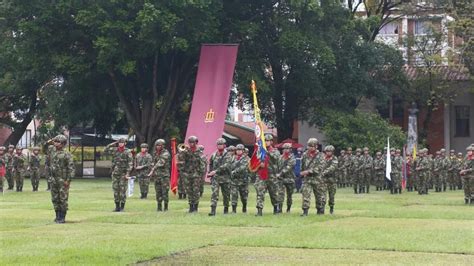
left=1, top=179, right=473, bottom=265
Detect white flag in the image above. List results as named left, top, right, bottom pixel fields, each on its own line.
left=386, top=138, right=392, bottom=181
left=127, top=177, right=135, bottom=197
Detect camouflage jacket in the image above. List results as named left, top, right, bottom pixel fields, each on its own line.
left=416, top=157, right=430, bottom=176
left=152, top=149, right=171, bottom=179
left=280, top=153, right=296, bottom=184
left=373, top=157, right=385, bottom=174
left=461, top=157, right=473, bottom=177
left=266, top=147, right=281, bottom=178
left=301, top=151, right=323, bottom=183
left=343, top=154, right=352, bottom=172
left=209, top=150, right=232, bottom=183
left=13, top=153, right=28, bottom=172
left=104, top=146, right=133, bottom=176
left=352, top=155, right=363, bottom=173
left=321, top=155, right=338, bottom=183
left=231, top=155, right=250, bottom=184
left=360, top=155, right=374, bottom=173
left=51, top=149, right=75, bottom=181
left=29, top=154, right=42, bottom=170
left=391, top=156, right=403, bottom=174
left=135, top=152, right=153, bottom=177
left=5, top=152, right=13, bottom=170
left=179, top=148, right=205, bottom=179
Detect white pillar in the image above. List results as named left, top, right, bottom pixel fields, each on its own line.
left=444, top=103, right=451, bottom=150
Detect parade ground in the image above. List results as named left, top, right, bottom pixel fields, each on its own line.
left=1, top=179, right=473, bottom=265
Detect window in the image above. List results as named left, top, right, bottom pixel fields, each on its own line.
left=379, top=22, right=399, bottom=35
left=455, top=106, right=470, bottom=137
left=415, top=20, right=430, bottom=35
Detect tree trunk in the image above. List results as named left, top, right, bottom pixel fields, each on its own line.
left=4, top=92, right=37, bottom=146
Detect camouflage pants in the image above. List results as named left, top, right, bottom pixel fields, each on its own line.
left=325, top=180, right=337, bottom=208
left=407, top=174, right=415, bottom=189
left=154, top=177, right=170, bottom=203
left=50, top=179, right=70, bottom=212
left=199, top=175, right=204, bottom=196
left=432, top=173, right=442, bottom=189
left=6, top=169, right=14, bottom=189
left=112, top=173, right=127, bottom=204
left=302, top=180, right=326, bottom=210
left=361, top=170, right=372, bottom=187
left=268, top=178, right=284, bottom=204
left=447, top=173, right=456, bottom=188
left=417, top=173, right=429, bottom=194
left=282, top=181, right=295, bottom=206
left=352, top=172, right=361, bottom=190
left=14, top=171, right=26, bottom=190
left=440, top=172, right=447, bottom=189
left=0, top=175, right=4, bottom=190
left=210, top=178, right=230, bottom=207
left=178, top=174, right=186, bottom=195
left=375, top=173, right=385, bottom=188
left=185, top=176, right=201, bottom=205
left=231, top=181, right=248, bottom=206
left=30, top=169, right=40, bottom=189
left=462, top=175, right=473, bottom=201
left=254, top=178, right=269, bottom=209
left=391, top=173, right=402, bottom=189
left=138, top=175, right=151, bottom=194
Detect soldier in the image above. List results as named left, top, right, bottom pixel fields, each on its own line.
left=5, top=145, right=14, bottom=190
left=227, top=145, right=236, bottom=157
left=44, top=145, right=55, bottom=191
left=337, top=150, right=346, bottom=188
left=177, top=149, right=187, bottom=200
left=352, top=148, right=363, bottom=194
left=360, top=147, right=373, bottom=193
left=197, top=145, right=206, bottom=198
left=456, top=152, right=464, bottom=189
left=104, top=138, right=133, bottom=212
left=322, top=145, right=338, bottom=214
left=459, top=145, right=473, bottom=204
left=439, top=148, right=449, bottom=192
left=373, top=151, right=385, bottom=191
left=148, top=139, right=171, bottom=211
left=0, top=146, right=5, bottom=192
left=344, top=147, right=353, bottom=187
left=207, top=138, right=232, bottom=216
left=433, top=151, right=443, bottom=192
left=416, top=148, right=430, bottom=195
left=279, top=143, right=296, bottom=213
left=230, top=144, right=250, bottom=213
left=12, top=146, right=27, bottom=192
left=294, top=147, right=304, bottom=192
left=448, top=150, right=457, bottom=190
left=391, top=149, right=403, bottom=194
left=50, top=135, right=75, bottom=223
left=406, top=154, right=415, bottom=192
left=300, top=138, right=324, bottom=216
left=136, top=143, right=153, bottom=199
left=179, top=136, right=205, bottom=213
left=28, top=146, right=42, bottom=192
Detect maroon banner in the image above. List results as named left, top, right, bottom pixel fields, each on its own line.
left=185, top=44, right=239, bottom=158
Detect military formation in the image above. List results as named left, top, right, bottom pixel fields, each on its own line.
left=1, top=135, right=472, bottom=223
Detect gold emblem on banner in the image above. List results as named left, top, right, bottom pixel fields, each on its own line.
left=205, top=108, right=215, bottom=123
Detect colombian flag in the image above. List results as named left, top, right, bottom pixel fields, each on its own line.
left=249, top=81, right=267, bottom=174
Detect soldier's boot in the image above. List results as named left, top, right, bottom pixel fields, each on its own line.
left=183, top=193, right=187, bottom=199
left=194, top=203, right=199, bottom=213
left=330, top=206, right=334, bottom=214
left=140, top=193, right=145, bottom=199
left=157, top=202, right=163, bottom=212
left=60, top=211, right=67, bottom=224
left=256, top=208, right=263, bottom=216
left=320, top=207, right=325, bottom=215
left=200, top=191, right=203, bottom=197
left=54, top=210, right=60, bottom=223
left=300, top=208, right=308, bottom=217
left=358, top=187, right=363, bottom=194
left=188, top=204, right=194, bottom=213
left=465, top=198, right=469, bottom=204
left=443, top=186, right=446, bottom=192
left=120, top=202, right=125, bottom=211
left=366, top=186, right=370, bottom=193
left=398, top=188, right=402, bottom=194
left=242, top=202, right=247, bottom=213
left=46, top=182, right=51, bottom=191
left=223, top=206, right=229, bottom=214
left=208, top=206, right=216, bottom=216
left=178, top=193, right=183, bottom=199
left=361, top=187, right=366, bottom=193
left=279, top=203, right=283, bottom=213
left=164, top=202, right=169, bottom=211
left=273, top=205, right=278, bottom=215
left=354, top=188, right=358, bottom=194
left=232, top=204, right=237, bottom=214
left=390, top=188, right=394, bottom=194
left=144, top=192, right=148, bottom=199
left=113, top=202, right=120, bottom=212
left=286, top=204, right=291, bottom=213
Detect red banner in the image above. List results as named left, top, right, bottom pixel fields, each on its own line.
left=170, top=138, right=178, bottom=195
left=185, top=44, right=239, bottom=158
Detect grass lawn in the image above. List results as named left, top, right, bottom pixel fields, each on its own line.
left=1, top=179, right=473, bottom=265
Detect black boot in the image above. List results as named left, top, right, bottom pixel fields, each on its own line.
left=242, top=202, right=247, bottom=213
left=57, top=211, right=65, bottom=224
left=194, top=203, right=199, bottom=213
left=208, top=206, right=216, bottom=216
left=223, top=206, right=229, bottom=214
left=273, top=205, right=278, bottom=215
left=366, top=186, right=370, bottom=193
left=113, top=202, right=120, bottom=212
left=54, top=210, right=60, bottom=223
left=319, top=208, right=325, bottom=215
left=183, top=193, right=187, bottom=199
left=164, top=202, right=168, bottom=211
left=398, top=188, right=402, bottom=194
left=361, top=187, right=365, bottom=193
left=286, top=204, right=291, bottom=213
left=359, top=187, right=363, bottom=193
left=443, top=186, right=446, bottom=192
left=178, top=193, right=183, bottom=199
left=279, top=203, right=283, bottom=213
left=46, top=182, right=51, bottom=191
left=465, top=198, right=469, bottom=204
left=330, top=206, right=334, bottom=214
left=390, top=188, right=394, bottom=194
left=232, top=205, right=237, bottom=214
left=354, top=188, right=358, bottom=194
left=144, top=192, right=148, bottom=199
left=256, top=207, right=263, bottom=216
left=140, top=193, right=145, bottom=199
left=157, top=202, right=163, bottom=212
left=300, top=208, right=308, bottom=216
left=120, top=202, right=125, bottom=211
left=188, top=204, right=194, bottom=213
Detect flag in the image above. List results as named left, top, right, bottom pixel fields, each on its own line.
left=402, top=144, right=407, bottom=190
left=170, top=138, right=179, bottom=195
left=412, top=143, right=417, bottom=161
left=386, top=137, right=392, bottom=181
left=127, top=177, right=135, bottom=197
left=248, top=80, right=268, bottom=175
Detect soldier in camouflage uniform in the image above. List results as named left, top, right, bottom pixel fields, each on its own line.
left=148, top=139, right=171, bottom=211
left=337, top=150, right=346, bottom=188
left=456, top=152, right=464, bottom=189
left=5, top=145, right=14, bottom=190
left=460, top=145, right=473, bottom=204
left=360, top=147, right=373, bottom=193
left=136, top=143, right=153, bottom=199
left=208, top=138, right=232, bottom=216
left=300, top=138, right=324, bottom=216
left=44, top=145, right=55, bottom=191
left=344, top=147, right=353, bottom=187
left=230, top=144, right=250, bottom=213
left=391, top=149, right=403, bottom=194
left=28, top=146, right=42, bottom=192
left=279, top=143, right=296, bottom=213
left=439, top=148, right=449, bottom=192
left=352, top=148, right=363, bottom=194
left=447, top=150, right=457, bottom=190
left=322, top=145, right=338, bottom=214
left=104, top=138, right=133, bottom=212
left=373, top=151, right=385, bottom=191
left=433, top=151, right=443, bottom=192
left=179, top=136, right=205, bottom=213
left=406, top=154, right=415, bottom=192
left=415, top=148, right=430, bottom=195
left=12, top=146, right=27, bottom=192
left=0, top=146, right=5, bottom=192
left=197, top=145, right=206, bottom=197
left=50, top=135, right=75, bottom=223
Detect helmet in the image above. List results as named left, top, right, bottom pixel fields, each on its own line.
left=236, top=144, right=245, bottom=150
left=307, top=138, right=318, bottom=146
left=0, top=146, right=5, bottom=151
left=440, top=148, right=446, bottom=153
left=197, top=145, right=205, bottom=152
left=8, top=144, right=14, bottom=149
left=16, top=145, right=23, bottom=150
left=390, top=148, right=395, bottom=152
left=264, top=134, right=274, bottom=141
left=216, top=138, right=226, bottom=145
left=435, top=150, right=441, bottom=155
left=54, top=134, right=68, bottom=144
left=376, top=151, right=382, bottom=156
left=347, top=147, right=352, bottom=151
left=118, top=138, right=127, bottom=143
left=282, top=143, right=292, bottom=149
left=363, top=147, right=369, bottom=151
left=227, top=145, right=235, bottom=151
left=457, top=152, right=463, bottom=156
left=356, top=148, right=362, bottom=152
left=188, top=136, right=198, bottom=143
left=324, top=145, right=335, bottom=152
left=32, top=146, right=40, bottom=151
left=140, top=143, right=148, bottom=148
left=466, top=145, right=474, bottom=151
left=154, top=139, right=165, bottom=146
left=396, top=149, right=401, bottom=153
left=450, top=149, right=455, bottom=153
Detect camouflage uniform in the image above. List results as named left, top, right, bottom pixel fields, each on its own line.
left=12, top=148, right=27, bottom=192
left=136, top=144, right=153, bottom=199
left=373, top=153, right=385, bottom=191
left=415, top=149, right=430, bottom=195
left=29, top=147, right=42, bottom=192
left=447, top=151, right=457, bottom=190
left=406, top=156, right=415, bottom=192
left=433, top=152, right=444, bottom=192
left=230, top=144, right=250, bottom=213
left=279, top=143, right=296, bottom=212
left=179, top=136, right=205, bottom=213
left=337, top=151, right=346, bottom=188
left=151, top=139, right=171, bottom=211
left=456, top=153, right=464, bottom=189
left=322, top=145, right=338, bottom=214
left=351, top=149, right=363, bottom=193
left=360, top=148, right=373, bottom=193
left=44, top=145, right=55, bottom=191
left=254, top=145, right=281, bottom=215
left=104, top=139, right=133, bottom=211
left=5, top=145, right=14, bottom=190
left=391, top=151, right=403, bottom=194
left=50, top=135, right=75, bottom=223
left=301, top=138, right=325, bottom=216
left=344, top=148, right=353, bottom=187
left=460, top=145, right=473, bottom=204
left=208, top=138, right=232, bottom=215
left=439, top=150, right=449, bottom=192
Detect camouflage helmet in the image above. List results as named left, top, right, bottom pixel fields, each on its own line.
left=8, top=144, right=14, bottom=149
left=421, top=148, right=429, bottom=153
left=324, top=145, right=335, bottom=152
left=216, top=138, right=226, bottom=145
left=450, top=149, right=455, bottom=153
left=118, top=137, right=127, bottom=143
left=236, top=144, right=245, bottom=150
left=282, top=143, right=292, bottom=149
left=140, top=143, right=148, bottom=148
left=32, top=146, right=40, bottom=151
left=307, top=138, right=318, bottom=146
left=363, top=147, right=369, bottom=151
left=227, top=145, right=236, bottom=151
left=440, top=148, right=446, bottom=153
left=435, top=150, right=441, bottom=155
left=15, top=145, right=23, bottom=150
left=0, top=146, right=5, bottom=151
left=390, top=148, right=395, bottom=152
left=457, top=152, right=463, bottom=156
left=188, top=135, right=198, bottom=143
left=355, top=148, right=362, bottom=152
left=396, top=149, right=401, bottom=153
left=54, top=134, right=68, bottom=144
left=347, top=147, right=352, bottom=151
left=197, top=145, right=205, bottom=152
left=244, top=148, right=249, bottom=153
left=154, top=139, right=165, bottom=146
left=264, top=134, right=274, bottom=141
left=376, top=151, right=382, bottom=156
left=467, top=145, right=474, bottom=151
